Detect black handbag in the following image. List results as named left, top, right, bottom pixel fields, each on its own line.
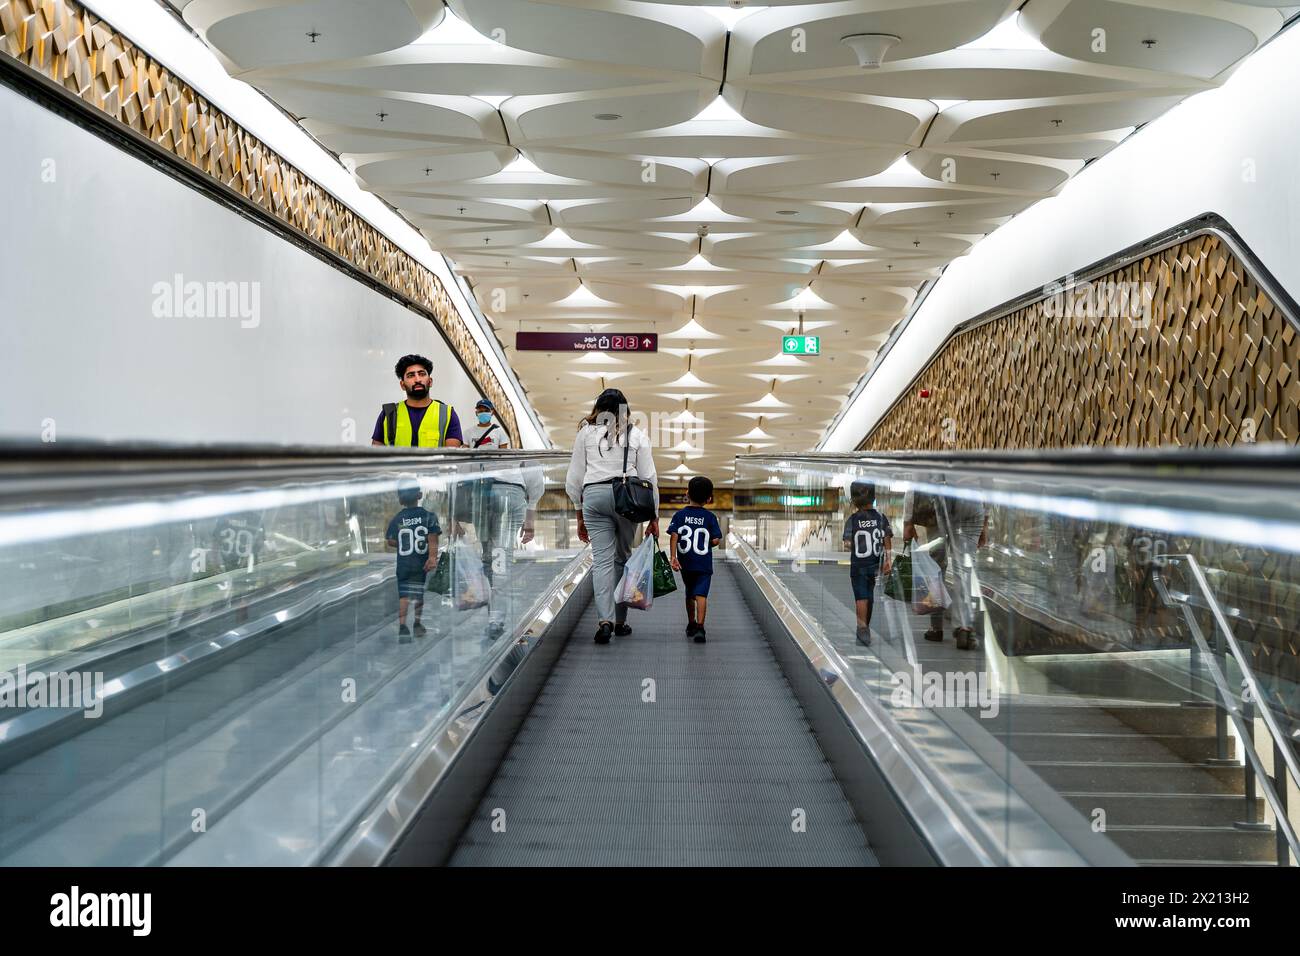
left=452, top=476, right=495, bottom=523
left=612, top=426, right=657, bottom=523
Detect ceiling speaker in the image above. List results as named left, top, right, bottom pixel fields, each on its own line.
left=840, top=33, right=901, bottom=69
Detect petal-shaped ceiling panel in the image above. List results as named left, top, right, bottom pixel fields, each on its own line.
left=448, top=0, right=724, bottom=75
left=1021, top=0, right=1280, bottom=80
left=735, top=0, right=1011, bottom=76
left=186, top=0, right=443, bottom=71
left=731, top=89, right=928, bottom=143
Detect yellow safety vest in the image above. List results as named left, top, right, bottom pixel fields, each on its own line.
left=382, top=400, right=450, bottom=447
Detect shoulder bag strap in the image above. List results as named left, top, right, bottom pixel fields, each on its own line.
left=382, top=402, right=397, bottom=445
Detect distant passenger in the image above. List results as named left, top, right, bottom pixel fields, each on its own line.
left=667, top=476, right=723, bottom=643
left=385, top=481, right=441, bottom=644
left=467, top=398, right=510, bottom=449
left=841, top=480, right=893, bottom=647
left=372, top=354, right=464, bottom=448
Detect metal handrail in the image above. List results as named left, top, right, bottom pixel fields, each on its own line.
left=1153, top=556, right=1299, bottom=864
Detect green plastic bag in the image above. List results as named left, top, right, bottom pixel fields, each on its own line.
left=883, top=543, right=913, bottom=602
left=426, top=549, right=451, bottom=594
left=652, top=539, right=678, bottom=598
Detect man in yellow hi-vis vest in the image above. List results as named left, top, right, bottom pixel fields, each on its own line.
left=371, top=354, right=464, bottom=448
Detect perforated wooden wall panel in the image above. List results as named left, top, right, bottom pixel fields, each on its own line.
left=861, top=234, right=1300, bottom=452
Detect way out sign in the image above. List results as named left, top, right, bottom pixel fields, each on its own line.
left=782, top=335, right=820, bottom=355
left=517, top=332, right=658, bottom=352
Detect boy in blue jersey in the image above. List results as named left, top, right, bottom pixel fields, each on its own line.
left=668, top=476, right=723, bottom=643
left=841, top=480, right=893, bottom=647
left=385, top=481, right=441, bottom=644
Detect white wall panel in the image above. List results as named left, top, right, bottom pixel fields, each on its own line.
left=0, top=83, right=482, bottom=447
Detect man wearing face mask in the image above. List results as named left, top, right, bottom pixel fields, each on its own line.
left=371, top=354, right=464, bottom=448
left=468, top=398, right=510, bottom=449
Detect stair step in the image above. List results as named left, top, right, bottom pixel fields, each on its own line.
left=1028, top=761, right=1243, bottom=795
left=994, top=732, right=1227, bottom=763
left=1135, top=859, right=1280, bottom=867
left=1102, top=704, right=1219, bottom=738
left=1062, top=792, right=1262, bottom=827
left=1106, top=825, right=1279, bottom=863
left=974, top=703, right=1220, bottom=736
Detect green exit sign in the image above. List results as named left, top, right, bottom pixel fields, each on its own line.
left=782, top=335, right=821, bottom=355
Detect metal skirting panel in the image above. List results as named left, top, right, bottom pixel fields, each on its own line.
left=448, top=561, right=877, bottom=867
left=379, top=571, right=594, bottom=866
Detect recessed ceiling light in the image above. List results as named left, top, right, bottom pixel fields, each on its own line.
left=775, top=210, right=798, bottom=216
left=593, top=113, right=622, bottom=121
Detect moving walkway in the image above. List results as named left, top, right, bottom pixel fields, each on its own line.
left=0, top=445, right=1294, bottom=867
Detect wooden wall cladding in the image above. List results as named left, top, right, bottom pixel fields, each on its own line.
left=861, top=233, right=1300, bottom=451
left=0, top=0, right=518, bottom=443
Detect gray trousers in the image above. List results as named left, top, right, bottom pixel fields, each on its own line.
left=923, top=528, right=982, bottom=633
left=582, top=483, right=635, bottom=625
left=480, top=484, right=527, bottom=626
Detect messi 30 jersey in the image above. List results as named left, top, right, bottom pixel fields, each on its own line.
left=668, top=506, right=723, bottom=574
left=386, top=507, right=441, bottom=576
left=842, top=509, right=893, bottom=573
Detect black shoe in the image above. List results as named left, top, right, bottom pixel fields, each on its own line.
left=686, top=622, right=698, bottom=637
left=594, top=622, right=613, bottom=644
left=954, top=627, right=972, bottom=650
left=398, top=624, right=412, bottom=644
left=412, top=622, right=427, bottom=639
left=692, top=625, right=706, bottom=644
left=856, top=627, right=872, bottom=647
left=485, top=621, right=505, bottom=641
left=923, top=629, right=944, bottom=643
left=614, top=622, right=632, bottom=637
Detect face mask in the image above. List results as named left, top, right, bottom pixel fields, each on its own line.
left=477, top=412, right=491, bottom=425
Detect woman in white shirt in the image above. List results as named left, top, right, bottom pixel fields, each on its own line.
left=565, top=388, right=659, bottom=644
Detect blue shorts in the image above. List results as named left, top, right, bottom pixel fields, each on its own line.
left=681, top=570, right=712, bottom=598
left=850, top=567, right=877, bottom=602
left=396, top=572, right=427, bottom=599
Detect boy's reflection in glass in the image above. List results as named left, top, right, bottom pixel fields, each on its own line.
left=212, top=511, right=267, bottom=623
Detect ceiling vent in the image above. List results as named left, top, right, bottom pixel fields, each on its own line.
left=840, top=33, right=901, bottom=69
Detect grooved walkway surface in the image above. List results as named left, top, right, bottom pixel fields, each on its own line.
left=449, top=560, right=877, bottom=866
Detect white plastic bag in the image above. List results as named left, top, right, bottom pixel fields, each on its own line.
left=910, top=547, right=951, bottom=615
left=452, top=538, right=490, bottom=610
left=615, top=536, right=656, bottom=611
